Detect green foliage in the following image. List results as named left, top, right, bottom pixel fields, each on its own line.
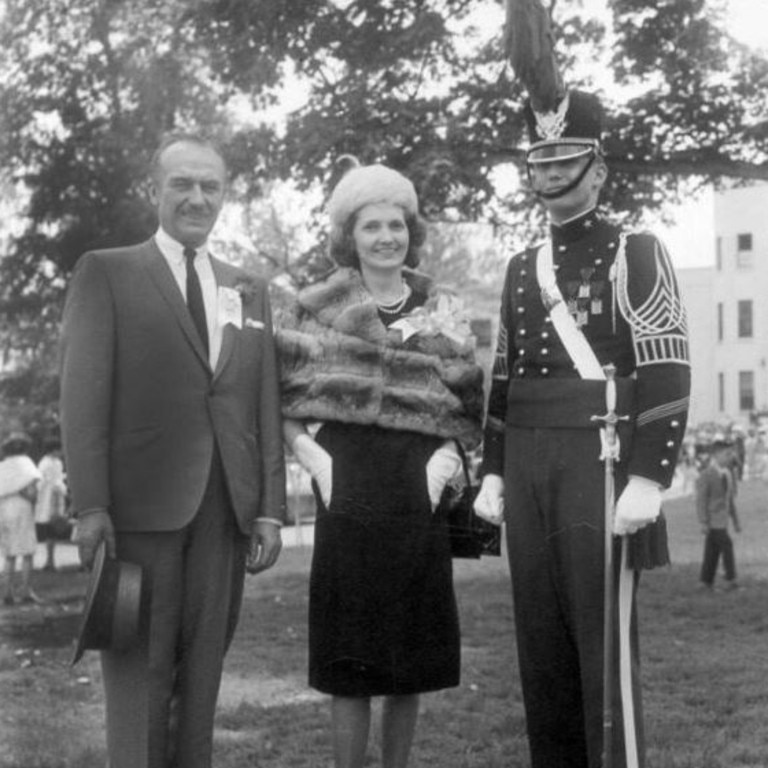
left=0, top=0, right=766, bottom=422
left=603, top=0, right=768, bottom=212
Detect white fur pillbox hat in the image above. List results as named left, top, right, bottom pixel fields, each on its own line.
left=327, top=164, right=418, bottom=236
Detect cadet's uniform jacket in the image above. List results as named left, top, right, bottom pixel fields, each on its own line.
left=482, top=208, right=691, bottom=486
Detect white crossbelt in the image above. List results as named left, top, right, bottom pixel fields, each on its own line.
left=536, top=240, right=639, bottom=768
left=536, top=240, right=605, bottom=380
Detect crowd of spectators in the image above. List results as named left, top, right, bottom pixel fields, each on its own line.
left=0, top=432, right=70, bottom=606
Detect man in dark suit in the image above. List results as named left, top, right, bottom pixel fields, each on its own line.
left=60, top=133, right=287, bottom=768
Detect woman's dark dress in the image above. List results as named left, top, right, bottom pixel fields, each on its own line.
left=308, top=291, right=461, bottom=697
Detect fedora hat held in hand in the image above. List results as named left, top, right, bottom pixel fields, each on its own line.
left=72, top=541, right=144, bottom=665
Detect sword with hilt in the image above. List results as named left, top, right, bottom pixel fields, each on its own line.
left=591, top=363, right=629, bottom=768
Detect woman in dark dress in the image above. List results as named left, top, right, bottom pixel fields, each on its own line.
left=277, top=163, right=484, bottom=768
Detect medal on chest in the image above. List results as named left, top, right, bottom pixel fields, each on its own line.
left=564, top=267, right=605, bottom=328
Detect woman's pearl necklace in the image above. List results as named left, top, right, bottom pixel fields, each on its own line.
left=372, top=280, right=411, bottom=315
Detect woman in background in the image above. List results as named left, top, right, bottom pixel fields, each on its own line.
left=34, top=437, right=69, bottom=571
left=0, top=433, right=42, bottom=605
left=277, top=163, right=484, bottom=768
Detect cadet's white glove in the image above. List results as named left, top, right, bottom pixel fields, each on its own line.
left=473, top=473, right=505, bottom=525
left=292, top=433, right=332, bottom=507
left=614, top=475, right=662, bottom=535
left=426, top=441, right=463, bottom=510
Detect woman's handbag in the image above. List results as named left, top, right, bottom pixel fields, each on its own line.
left=438, top=443, right=502, bottom=559
left=48, top=514, right=73, bottom=541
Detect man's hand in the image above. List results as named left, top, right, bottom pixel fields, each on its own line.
left=614, top=475, right=662, bottom=535
left=426, top=441, right=462, bottom=510
left=292, top=433, right=332, bottom=507
left=246, top=520, right=283, bottom=574
left=73, top=510, right=116, bottom=569
left=473, top=474, right=505, bottom=525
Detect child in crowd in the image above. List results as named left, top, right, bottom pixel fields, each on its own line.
left=697, top=438, right=741, bottom=591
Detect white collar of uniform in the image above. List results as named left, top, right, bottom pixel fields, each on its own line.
left=552, top=205, right=598, bottom=228
left=154, top=227, right=209, bottom=267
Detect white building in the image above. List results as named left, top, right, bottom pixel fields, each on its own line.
left=677, top=182, right=768, bottom=428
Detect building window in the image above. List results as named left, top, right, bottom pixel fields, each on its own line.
left=718, top=372, right=725, bottom=412
left=739, top=371, right=755, bottom=412
left=717, top=302, right=723, bottom=341
left=716, top=236, right=722, bottom=271
left=738, top=300, right=753, bottom=338
left=737, top=233, right=753, bottom=268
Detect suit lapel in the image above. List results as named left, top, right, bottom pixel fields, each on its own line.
left=142, top=240, right=212, bottom=372
left=211, top=256, right=237, bottom=382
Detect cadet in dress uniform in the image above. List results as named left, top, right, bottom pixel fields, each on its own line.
left=473, top=90, right=691, bottom=768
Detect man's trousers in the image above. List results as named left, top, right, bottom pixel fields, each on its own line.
left=101, top=453, right=249, bottom=768
left=700, top=528, right=736, bottom=585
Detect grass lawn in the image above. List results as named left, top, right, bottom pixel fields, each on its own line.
left=1, top=479, right=767, bottom=767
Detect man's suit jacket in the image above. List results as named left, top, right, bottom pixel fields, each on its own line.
left=60, top=238, right=287, bottom=533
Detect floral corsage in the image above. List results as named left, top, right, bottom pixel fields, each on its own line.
left=234, top=274, right=260, bottom=306
left=390, top=293, right=475, bottom=351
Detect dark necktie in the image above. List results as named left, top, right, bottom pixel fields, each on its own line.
left=183, top=247, right=209, bottom=355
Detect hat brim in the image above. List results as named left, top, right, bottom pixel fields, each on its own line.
left=526, top=140, right=600, bottom=165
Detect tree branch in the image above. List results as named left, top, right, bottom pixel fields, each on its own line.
left=480, top=146, right=768, bottom=181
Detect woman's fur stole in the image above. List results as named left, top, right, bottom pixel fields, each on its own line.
left=276, top=267, right=484, bottom=448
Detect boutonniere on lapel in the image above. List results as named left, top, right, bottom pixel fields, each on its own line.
left=217, top=286, right=243, bottom=329
left=234, top=275, right=260, bottom=306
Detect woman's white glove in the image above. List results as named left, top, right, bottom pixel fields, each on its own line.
left=426, top=440, right=463, bottom=510
left=292, top=433, right=333, bottom=507
left=473, top=473, right=505, bottom=525
left=614, top=475, right=662, bottom=535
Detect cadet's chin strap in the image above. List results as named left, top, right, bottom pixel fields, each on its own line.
left=528, top=151, right=597, bottom=200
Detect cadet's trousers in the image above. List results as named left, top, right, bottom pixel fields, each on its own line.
left=504, top=425, right=645, bottom=768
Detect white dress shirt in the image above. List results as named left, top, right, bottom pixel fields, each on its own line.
left=154, top=228, right=223, bottom=370
left=153, top=229, right=282, bottom=530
